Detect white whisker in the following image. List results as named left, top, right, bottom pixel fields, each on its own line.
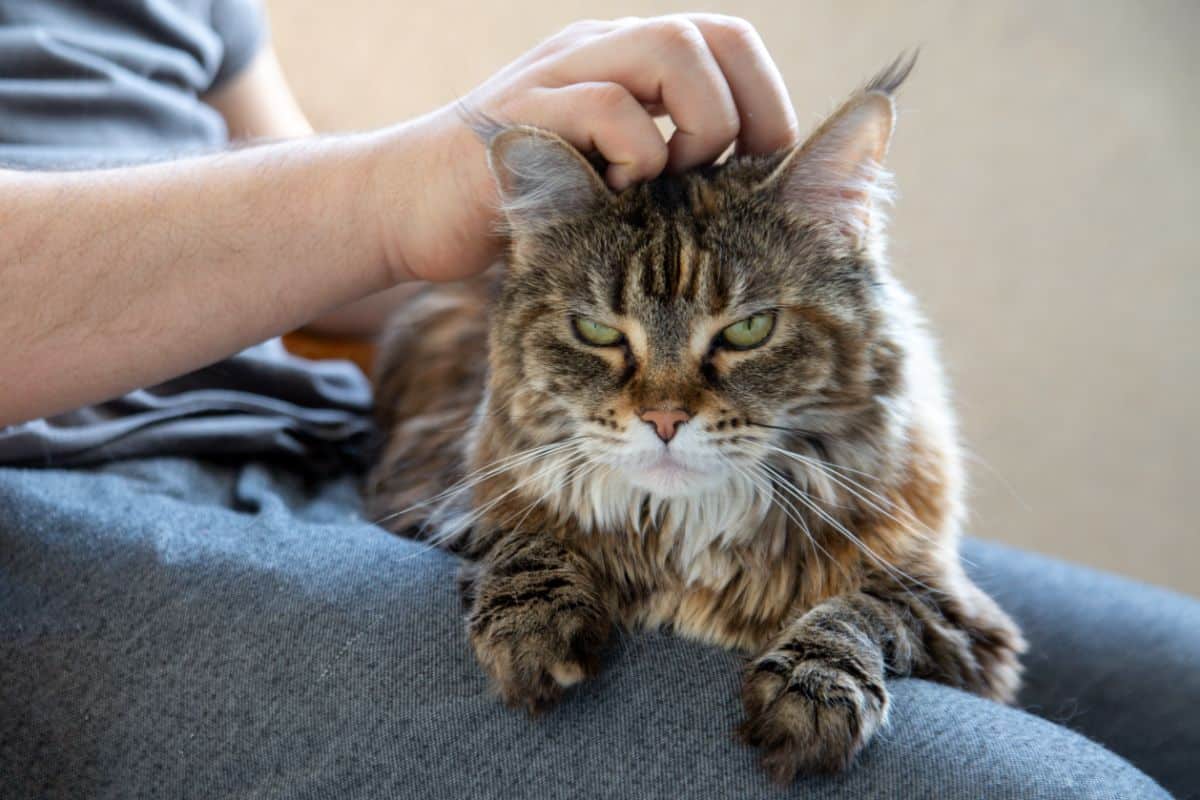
left=758, top=461, right=940, bottom=599
left=371, top=437, right=583, bottom=528
left=500, top=456, right=600, bottom=535
left=766, top=446, right=978, bottom=569
left=739, top=460, right=845, bottom=588
left=766, top=444, right=940, bottom=543
left=712, top=450, right=834, bottom=588
left=429, top=443, right=586, bottom=545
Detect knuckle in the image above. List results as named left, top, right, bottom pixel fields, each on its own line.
left=590, top=82, right=632, bottom=112
left=561, top=18, right=602, bottom=37
left=541, top=19, right=602, bottom=55
left=651, top=17, right=706, bottom=54
left=711, top=15, right=762, bottom=51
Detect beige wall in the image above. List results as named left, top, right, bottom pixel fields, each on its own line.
left=265, top=1, right=1200, bottom=595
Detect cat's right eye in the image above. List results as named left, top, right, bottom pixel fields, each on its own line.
left=573, top=317, right=624, bottom=347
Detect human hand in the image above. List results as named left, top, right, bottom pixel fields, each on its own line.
left=372, top=15, right=800, bottom=283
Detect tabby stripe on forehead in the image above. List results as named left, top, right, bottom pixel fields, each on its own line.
left=677, top=231, right=698, bottom=301
left=636, top=222, right=693, bottom=301
left=638, top=229, right=662, bottom=299
left=706, top=253, right=730, bottom=314
left=610, top=257, right=628, bottom=315
left=688, top=243, right=711, bottom=308
left=616, top=235, right=652, bottom=315
left=661, top=223, right=681, bottom=299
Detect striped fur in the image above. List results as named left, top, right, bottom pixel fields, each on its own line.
left=366, top=57, right=1023, bottom=779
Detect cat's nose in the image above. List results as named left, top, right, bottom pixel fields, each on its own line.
left=639, top=408, right=691, bottom=443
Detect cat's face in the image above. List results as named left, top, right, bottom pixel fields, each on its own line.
left=485, top=90, right=902, bottom=500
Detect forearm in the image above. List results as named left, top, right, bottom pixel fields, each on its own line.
left=0, top=121, right=434, bottom=426
left=204, top=46, right=430, bottom=340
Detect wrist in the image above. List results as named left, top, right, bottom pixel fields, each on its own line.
left=365, top=104, right=501, bottom=284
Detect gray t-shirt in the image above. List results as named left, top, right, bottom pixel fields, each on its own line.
left=0, top=0, right=375, bottom=472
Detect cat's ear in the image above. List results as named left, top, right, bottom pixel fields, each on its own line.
left=762, top=53, right=915, bottom=247
left=484, top=125, right=612, bottom=233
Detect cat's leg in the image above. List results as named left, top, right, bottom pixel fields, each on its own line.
left=465, top=531, right=613, bottom=712
left=739, top=574, right=1024, bottom=781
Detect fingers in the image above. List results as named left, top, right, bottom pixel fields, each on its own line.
left=546, top=17, right=742, bottom=172
left=479, top=15, right=798, bottom=187
left=523, top=83, right=669, bottom=190
left=687, top=15, right=800, bottom=154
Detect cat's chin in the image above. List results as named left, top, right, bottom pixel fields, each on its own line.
left=624, top=454, right=726, bottom=499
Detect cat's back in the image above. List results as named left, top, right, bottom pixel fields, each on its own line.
left=365, top=276, right=494, bottom=541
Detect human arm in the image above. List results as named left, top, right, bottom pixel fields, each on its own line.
left=0, top=15, right=799, bottom=426
left=0, top=126, right=411, bottom=426
left=202, top=44, right=414, bottom=337
left=209, top=16, right=804, bottom=337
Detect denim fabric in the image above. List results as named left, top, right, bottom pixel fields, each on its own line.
left=970, top=539, right=1200, bottom=798
left=0, top=458, right=1192, bottom=799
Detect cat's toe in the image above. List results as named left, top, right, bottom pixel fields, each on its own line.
left=495, top=630, right=604, bottom=713
left=739, top=656, right=888, bottom=781
left=468, top=594, right=609, bottom=713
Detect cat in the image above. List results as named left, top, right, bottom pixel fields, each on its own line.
left=365, top=54, right=1024, bottom=781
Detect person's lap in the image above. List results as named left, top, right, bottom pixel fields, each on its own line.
left=964, top=537, right=1199, bottom=798
left=0, top=458, right=1192, bottom=799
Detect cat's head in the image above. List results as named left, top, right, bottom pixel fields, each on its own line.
left=481, top=57, right=919, bottom=502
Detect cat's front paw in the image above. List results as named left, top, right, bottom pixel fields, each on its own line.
left=739, top=650, right=889, bottom=781
left=466, top=571, right=610, bottom=713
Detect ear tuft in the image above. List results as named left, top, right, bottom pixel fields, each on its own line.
left=763, top=51, right=916, bottom=248
left=864, top=49, right=918, bottom=96
left=475, top=121, right=611, bottom=234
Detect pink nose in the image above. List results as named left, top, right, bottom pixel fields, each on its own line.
left=639, top=409, right=691, bottom=443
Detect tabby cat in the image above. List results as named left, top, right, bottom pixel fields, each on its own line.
left=366, top=56, right=1024, bottom=780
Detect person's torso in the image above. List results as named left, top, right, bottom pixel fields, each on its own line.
left=0, top=0, right=376, bottom=472
left=0, top=0, right=262, bottom=168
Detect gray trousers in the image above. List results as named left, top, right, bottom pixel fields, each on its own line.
left=1, top=458, right=1196, bottom=799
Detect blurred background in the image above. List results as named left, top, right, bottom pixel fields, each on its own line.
left=265, top=1, right=1199, bottom=595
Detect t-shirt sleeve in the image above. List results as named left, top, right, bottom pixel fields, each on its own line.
left=209, top=0, right=268, bottom=89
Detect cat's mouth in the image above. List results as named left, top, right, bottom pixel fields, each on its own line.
left=628, top=451, right=721, bottom=497
left=642, top=452, right=697, bottom=478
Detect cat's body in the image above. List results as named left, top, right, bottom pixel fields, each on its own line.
left=366, top=57, right=1024, bottom=779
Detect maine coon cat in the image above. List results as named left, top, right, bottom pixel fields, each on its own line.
left=366, top=56, right=1024, bottom=780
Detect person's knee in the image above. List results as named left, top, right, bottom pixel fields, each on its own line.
left=963, top=538, right=1200, bottom=798
left=869, top=680, right=1170, bottom=800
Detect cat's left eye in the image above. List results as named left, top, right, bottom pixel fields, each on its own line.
left=720, top=313, right=776, bottom=350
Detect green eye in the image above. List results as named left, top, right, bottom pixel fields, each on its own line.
left=720, top=313, right=775, bottom=349
left=573, top=317, right=624, bottom=346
